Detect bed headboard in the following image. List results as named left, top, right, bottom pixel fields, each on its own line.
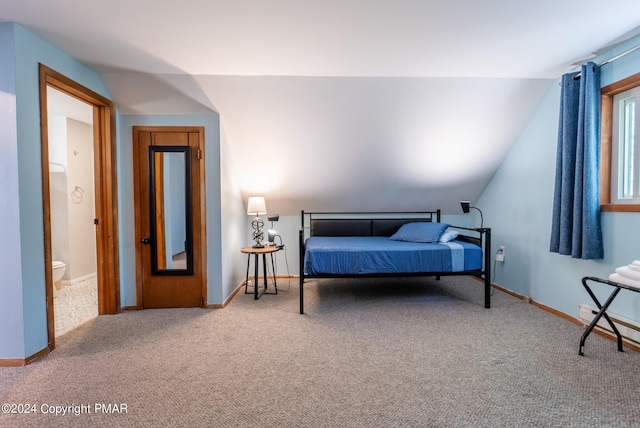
left=310, top=219, right=372, bottom=236
left=303, top=211, right=441, bottom=237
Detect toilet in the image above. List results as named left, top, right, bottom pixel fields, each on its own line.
left=52, top=260, right=66, bottom=290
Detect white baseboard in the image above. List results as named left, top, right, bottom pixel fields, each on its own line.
left=60, top=272, right=97, bottom=286
left=579, top=304, right=640, bottom=346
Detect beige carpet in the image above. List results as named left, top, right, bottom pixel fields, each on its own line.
left=1, top=276, right=638, bottom=427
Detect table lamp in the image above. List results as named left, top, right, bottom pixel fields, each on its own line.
left=247, top=196, right=267, bottom=247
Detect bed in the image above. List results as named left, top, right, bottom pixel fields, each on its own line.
left=298, top=210, right=492, bottom=314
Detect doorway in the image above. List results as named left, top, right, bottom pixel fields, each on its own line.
left=39, top=64, right=120, bottom=351
left=47, top=87, right=99, bottom=336
left=133, top=127, right=207, bottom=308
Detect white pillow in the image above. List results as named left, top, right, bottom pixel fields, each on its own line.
left=438, top=229, right=459, bottom=243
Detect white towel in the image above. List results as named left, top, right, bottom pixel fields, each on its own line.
left=615, top=266, right=640, bottom=281
left=609, top=273, right=640, bottom=290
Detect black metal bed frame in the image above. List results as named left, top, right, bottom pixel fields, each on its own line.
left=298, top=210, right=492, bottom=314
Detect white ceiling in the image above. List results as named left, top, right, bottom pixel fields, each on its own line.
left=3, top=0, right=640, bottom=214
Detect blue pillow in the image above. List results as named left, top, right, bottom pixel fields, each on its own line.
left=390, top=222, right=450, bottom=243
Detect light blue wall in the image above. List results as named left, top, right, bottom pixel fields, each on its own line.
left=477, top=35, right=640, bottom=321
left=117, top=114, right=225, bottom=306
left=0, top=23, right=25, bottom=359
left=0, top=23, right=111, bottom=358
left=1, top=22, right=260, bottom=360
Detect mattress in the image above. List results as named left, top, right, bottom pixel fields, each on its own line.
left=303, top=236, right=482, bottom=275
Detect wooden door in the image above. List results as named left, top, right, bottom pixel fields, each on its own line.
left=133, top=127, right=206, bottom=308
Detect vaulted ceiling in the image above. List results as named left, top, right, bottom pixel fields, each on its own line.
left=3, top=0, right=640, bottom=214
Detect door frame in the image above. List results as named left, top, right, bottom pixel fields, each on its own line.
left=132, top=126, right=207, bottom=308
left=39, top=64, right=121, bottom=351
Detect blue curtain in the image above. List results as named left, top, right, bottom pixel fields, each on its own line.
left=550, top=62, right=603, bottom=259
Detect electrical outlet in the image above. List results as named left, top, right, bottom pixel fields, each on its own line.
left=495, top=245, right=505, bottom=262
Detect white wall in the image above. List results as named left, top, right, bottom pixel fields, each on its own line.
left=48, top=117, right=97, bottom=281
left=48, top=115, right=70, bottom=274
left=477, top=35, right=640, bottom=321
left=219, top=119, right=248, bottom=302
left=255, top=214, right=301, bottom=278
left=65, top=118, right=97, bottom=279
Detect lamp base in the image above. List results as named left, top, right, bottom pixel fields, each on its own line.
left=251, top=216, right=265, bottom=249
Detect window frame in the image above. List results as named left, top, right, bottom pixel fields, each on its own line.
left=600, top=71, right=640, bottom=212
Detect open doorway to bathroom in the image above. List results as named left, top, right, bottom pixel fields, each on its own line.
left=39, top=64, right=120, bottom=351
left=47, top=87, right=99, bottom=336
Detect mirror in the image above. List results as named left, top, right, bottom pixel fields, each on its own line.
left=149, top=146, right=193, bottom=275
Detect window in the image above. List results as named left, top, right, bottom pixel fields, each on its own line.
left=600, top=72, right=640, bottom=212
left=612, top=87, right=640, bottom=202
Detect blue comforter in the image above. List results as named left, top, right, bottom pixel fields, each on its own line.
left=304, top=236, right=482, bottom=275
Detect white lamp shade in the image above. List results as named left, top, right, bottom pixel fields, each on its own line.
left=247, top=196, right=267, bottom=215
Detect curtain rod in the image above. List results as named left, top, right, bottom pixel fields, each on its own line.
left=573, top=43, right=640, bottom=79
left=599, top=43, right=640, bottom=67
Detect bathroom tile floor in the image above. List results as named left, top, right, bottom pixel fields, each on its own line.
left=54, top=275, right=98, bottom=337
